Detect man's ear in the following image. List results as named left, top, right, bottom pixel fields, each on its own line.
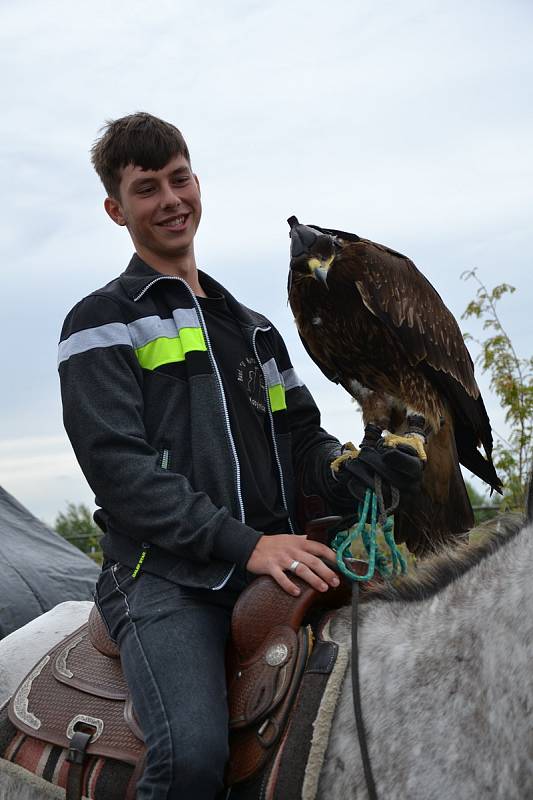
left=194, top=174, right=201, bottom=195
left=104, top=196, right=127, bottom=226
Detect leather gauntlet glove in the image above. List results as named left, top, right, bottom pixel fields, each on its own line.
left=332, top=439, right=424, bottom=506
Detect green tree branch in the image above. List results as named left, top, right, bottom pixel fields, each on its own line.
left=461, top=269, right=532, bottom=510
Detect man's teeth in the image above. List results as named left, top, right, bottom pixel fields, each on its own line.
left=163, top=216, right=186, bottom=226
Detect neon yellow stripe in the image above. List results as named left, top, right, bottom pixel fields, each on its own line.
left=136, top=337, right=184, bottom=369
left=179, top=327, right=207, bottom=355
left=135, top=328, right=206, bottom=370
left=268, top=384, right=286, bottom=412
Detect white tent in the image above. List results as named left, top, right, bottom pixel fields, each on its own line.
left=0, top=486, right=99, bottom=638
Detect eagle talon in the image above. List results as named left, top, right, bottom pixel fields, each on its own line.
left=381, top=431, right=427, bottom=462
left=331, top=442, right=360, bottom=473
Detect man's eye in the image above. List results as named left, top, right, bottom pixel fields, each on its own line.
left=172, top=176, right=189, bottom=186
left=137, top=186, right=153, bottom=195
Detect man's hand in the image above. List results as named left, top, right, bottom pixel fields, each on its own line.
left=333, top=439, right=424, bottom=504
left=246, top=534, right=340, bottom=597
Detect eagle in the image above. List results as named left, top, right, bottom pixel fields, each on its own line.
left=287, top=216, right=502, bottom=555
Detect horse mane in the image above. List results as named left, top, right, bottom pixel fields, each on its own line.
left=365, top=512, right=525, bottom=603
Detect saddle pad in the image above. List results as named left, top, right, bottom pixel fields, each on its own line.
left=0, top=704, right=137, bottom=800
left=269, top=615, right=349, bottom=800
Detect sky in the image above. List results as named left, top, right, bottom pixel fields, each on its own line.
left=1, top=0, right=532, bottom=524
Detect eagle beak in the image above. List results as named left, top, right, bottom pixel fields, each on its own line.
left=308, top=255, right=334, bottom=288
left=313, top=266, right=329, bottom=287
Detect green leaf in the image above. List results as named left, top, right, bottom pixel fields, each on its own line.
left=462, top=271, right=530, bottom=510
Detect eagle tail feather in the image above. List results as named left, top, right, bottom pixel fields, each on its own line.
left=457, top=445, right=503, bottom=494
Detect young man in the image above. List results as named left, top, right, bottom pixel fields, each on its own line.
left=58, top=113, right=420, bottom=799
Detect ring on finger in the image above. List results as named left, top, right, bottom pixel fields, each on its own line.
left=289, top=559, right=300, bottom=573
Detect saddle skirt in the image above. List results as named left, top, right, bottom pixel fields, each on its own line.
left=8, top=621, right=143, bottom=766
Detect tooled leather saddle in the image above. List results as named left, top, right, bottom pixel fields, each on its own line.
left=6, top=517, right=371, bottom=799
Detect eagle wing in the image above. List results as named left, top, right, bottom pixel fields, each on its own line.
left=339, top=238, right=479, bottom=400
left=334, top=237, right=501, bottom=475
left=297, top=329, right=341, bottom=384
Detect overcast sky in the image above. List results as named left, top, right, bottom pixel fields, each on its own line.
left=1, top=0, right=532, bottom=523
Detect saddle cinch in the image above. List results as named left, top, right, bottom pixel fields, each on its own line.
left=6, top=517, right=370, bottom=799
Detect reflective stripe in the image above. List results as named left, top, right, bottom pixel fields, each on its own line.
left=135, top=328, right=206, bottom=370
left=58, top=322, right=131, bottom=366
left=128, top=316, right=177, bottom=349
left=268, top=384, right=287, bottom=412
left=179, top=327, right=206, bottom=353
left=135, top=337, right=184, bottom=370
left=59, top=309, right=207, bottom=371
left=132, top=309, right=206, bottom=369
left=262, top=358, right=286, bottom=412
left=281, top=367, right=303, bottom=391
left=172, top=308, right=201, bottom=331
left=129, top=310, right=201, bottom=349
left=262, top=358, right=282, bottom=389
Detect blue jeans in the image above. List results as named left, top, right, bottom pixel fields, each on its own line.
left=95, top=562, right=243, bottom=800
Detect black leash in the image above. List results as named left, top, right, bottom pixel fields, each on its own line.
left=351, top=582, right=378, bottom=800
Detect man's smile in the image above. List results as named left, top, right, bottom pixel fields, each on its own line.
left=156, top=213, right=190, bottom=231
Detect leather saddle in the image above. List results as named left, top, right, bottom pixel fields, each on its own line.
left=7, top=516, right=372, bottom=796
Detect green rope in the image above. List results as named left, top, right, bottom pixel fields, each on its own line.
left=331, top=488, right=407, bottom=582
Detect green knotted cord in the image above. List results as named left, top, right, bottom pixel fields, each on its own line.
left=331, top=488, right=407, bottom=581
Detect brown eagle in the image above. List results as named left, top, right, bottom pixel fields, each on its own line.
left=287, top=216, right=502, bottom=555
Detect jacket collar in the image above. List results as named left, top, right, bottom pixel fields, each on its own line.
left=118, top=253, right=271, bottom=330
left=119, top=253, right=164, bottom=300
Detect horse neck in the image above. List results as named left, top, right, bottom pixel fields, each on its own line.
left=332, top=516, right=533, bottom=640
left=320, top=519, right=533, bottom=800
left=453, top=518, right=532, bottom=602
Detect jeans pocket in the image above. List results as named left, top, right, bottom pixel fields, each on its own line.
left=111, top=562, right=136, bottom=589
left=95, top=562, right=134, bottom=605
left=95, top=562, right=137, bottom=645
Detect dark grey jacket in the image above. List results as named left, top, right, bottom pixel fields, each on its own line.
left=58, top=255, right=348, bottom=590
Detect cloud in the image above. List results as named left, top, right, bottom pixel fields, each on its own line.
left=0, top=437, right=92, bottom=524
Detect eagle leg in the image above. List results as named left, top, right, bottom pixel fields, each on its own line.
left=382, top=412, right=428, bottom=461
left=330, top=441, right=360, bottom=473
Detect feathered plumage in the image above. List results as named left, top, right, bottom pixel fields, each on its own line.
left=287, top=217, right=502, bottom=555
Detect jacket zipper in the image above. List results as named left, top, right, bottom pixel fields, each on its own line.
left=160, top=448, right=171, bottom=470
left=134, top=274, right=240, bottom=590
left=252, top=328, right=295, bottom=534
left=133, top=275, right=178, bottom=302
left=193, top=299, right=245, bottom=523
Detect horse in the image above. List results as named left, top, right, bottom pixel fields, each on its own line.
left=1, top=500, right=532, bottom=799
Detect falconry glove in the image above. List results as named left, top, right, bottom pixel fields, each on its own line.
left=332, top=439, right=424, bottom=505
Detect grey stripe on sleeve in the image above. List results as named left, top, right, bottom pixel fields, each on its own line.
left=127, top=315, right=177, bottom=349
left=281, top=367, right=304, bottom=391
left=262, top=357, right=283, bottom=388
left=57, top=322, right=131, bottom=366
left=172, top=307, right=200, bottom=331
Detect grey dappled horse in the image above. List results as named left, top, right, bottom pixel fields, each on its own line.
left=1, top=491, right=532, bottom=799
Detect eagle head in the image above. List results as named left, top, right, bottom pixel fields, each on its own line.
left=287, top=216, right=338, bottom=287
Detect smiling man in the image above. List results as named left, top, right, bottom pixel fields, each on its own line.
left=57, top=112, right=420, bottom=799
left=104, top=154, right=204, bottom=288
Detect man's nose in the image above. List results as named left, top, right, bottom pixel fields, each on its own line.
left=160, top=182, right=181, bottom=207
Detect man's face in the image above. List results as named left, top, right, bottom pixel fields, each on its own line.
left=105, top=154, right=202, bottom=266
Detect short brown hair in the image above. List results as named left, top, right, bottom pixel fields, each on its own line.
left=91, top=112, right=191, bottom=199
